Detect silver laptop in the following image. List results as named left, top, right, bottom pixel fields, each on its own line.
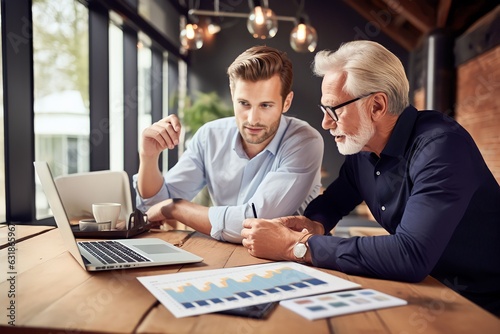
left=34, top=161, right=203, bottom=271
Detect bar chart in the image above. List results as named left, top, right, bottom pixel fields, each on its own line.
left=138, top=262, right=360, bottom=318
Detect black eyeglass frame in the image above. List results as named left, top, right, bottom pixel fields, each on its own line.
left=319, top=92, right=376, bottom=122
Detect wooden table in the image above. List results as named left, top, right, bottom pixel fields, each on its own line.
left=1, top=224, right=499, bottom=333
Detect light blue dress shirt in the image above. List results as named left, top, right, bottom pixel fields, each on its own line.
left=133, top=115, right=324, bottom=243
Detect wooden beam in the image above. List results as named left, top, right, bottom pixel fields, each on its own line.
left=388, top=24, right=422, bottom=51
left=437, top=0, right=453, bottom=28
left=343, top=0, right=421, bottom=50
left=380, top=0, right=436, bottom=33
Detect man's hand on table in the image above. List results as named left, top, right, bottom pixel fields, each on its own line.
left=241, top=217, right=318, bottom=264
left=145, top=199, right=178, bottom=230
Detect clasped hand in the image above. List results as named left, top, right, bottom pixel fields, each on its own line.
left=241, top=216, right=324, bottom=261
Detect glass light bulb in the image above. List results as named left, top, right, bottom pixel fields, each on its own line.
left=247, top=6, right=278, bottom=39
left=180, top=23, right=204, bottom=50
left=290, top=23, right=318, bottom=52
left=186, top=24, right=195, bottom=39
left=207, top=23, right=221, bottom=35
left=296, top=23, right=307, bottom=42
left=255, top=6, right=265, bottom=25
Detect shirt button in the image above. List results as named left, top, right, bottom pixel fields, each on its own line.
left=381, top=206, right=386, bottom=211
left=376, top=171, right=381, bottom=176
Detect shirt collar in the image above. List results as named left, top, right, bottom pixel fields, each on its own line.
left=232, top=115, right=287, bottom=158
left=380, top=105, right=418, bottom=158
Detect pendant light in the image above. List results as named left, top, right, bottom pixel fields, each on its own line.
left=247, top=2, right=278, bottom=39
left=180, top=23, right=204, bottom=50
left=290, top=17, right=318, bottom=52
left=186, top=0, right=318, bottom=52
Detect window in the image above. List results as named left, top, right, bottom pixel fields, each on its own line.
left=109, top=19, right=124, bottom=172
left=137, top=34, right=152, bottom=148
left=32, top=0, right=89, bottom=218
left=161, top=52, right=170, bottom=169
left=2, top=0, right=182, bottom=224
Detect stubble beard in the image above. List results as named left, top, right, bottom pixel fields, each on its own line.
left=241, top=118, right=280, bottom=145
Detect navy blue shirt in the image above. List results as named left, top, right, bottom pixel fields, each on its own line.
left=305, top=106, right=500, bottom=314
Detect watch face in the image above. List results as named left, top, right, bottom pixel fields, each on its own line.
left=293, top=243, right=307, bottom=259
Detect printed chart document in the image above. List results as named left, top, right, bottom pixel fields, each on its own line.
left=137, top=262, right=360, bottom=318
left=280, top=289, right=407, bottom=320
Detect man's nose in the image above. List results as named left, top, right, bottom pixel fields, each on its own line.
left=248, top=108, right=259, bottom=124
left=321, top=112, right=337, bottom=130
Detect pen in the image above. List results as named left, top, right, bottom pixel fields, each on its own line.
left=251, top=203, right=258, bottom=218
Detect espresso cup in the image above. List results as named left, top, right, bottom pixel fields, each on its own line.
left=92, top=203, right=121, bottom=230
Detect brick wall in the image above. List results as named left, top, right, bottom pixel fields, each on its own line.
left=455, top=46, right=500, bottom=184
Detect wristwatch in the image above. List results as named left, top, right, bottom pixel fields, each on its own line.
left=293, top=233, right=313, bottom=261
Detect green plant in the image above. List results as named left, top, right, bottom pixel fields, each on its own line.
left=183, top=91, right=233, bottom=136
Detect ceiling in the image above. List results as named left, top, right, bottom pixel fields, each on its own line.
left=342, top=0, right=498, bottom=50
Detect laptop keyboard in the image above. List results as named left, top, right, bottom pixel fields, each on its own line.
left=79, top=240, right=151, bottom=264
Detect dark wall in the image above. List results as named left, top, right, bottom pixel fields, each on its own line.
left=187, top=0, right=409, bottom=186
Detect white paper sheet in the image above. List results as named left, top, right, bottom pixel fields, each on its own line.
left=280, top=289, right=407, bottom=320
left=137, top=262, right=360, bottom=318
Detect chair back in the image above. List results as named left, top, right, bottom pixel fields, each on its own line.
left=54, top=170, right=133, bottom=223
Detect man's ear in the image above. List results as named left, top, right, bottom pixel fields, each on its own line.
left=371, top=92, right=388, bottom=121
left=282, top=91, right=294, bottom=114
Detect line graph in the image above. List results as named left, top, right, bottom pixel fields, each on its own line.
left=138, top=262, right=360, bottom=318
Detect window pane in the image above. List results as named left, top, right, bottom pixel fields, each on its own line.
left=161, top=53, right=169, bottom=170
left=109, top=20, right=124, bottom=171
left=138, top=38, right=152, bottom=148
left=177, top=59, right=188, bottom=155
left=32, top=0, right=89, bottom=218
left=0, top=10, right=5, bottom=222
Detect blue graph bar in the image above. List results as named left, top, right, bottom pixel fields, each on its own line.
left=163, top=266, right=328, bottom=309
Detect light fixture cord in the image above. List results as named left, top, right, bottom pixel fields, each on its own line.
left=248, top=0, right=270, bottom=10
left=187, top=0, right=201, bottom=23
left=188, top=0, right=200, bottom=10
left=294, top=0, right=305, bottom=14
left=294, top=0, right=308, bottom=23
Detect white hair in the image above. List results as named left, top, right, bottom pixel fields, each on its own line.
left=313, top=40, right=409, bottom=115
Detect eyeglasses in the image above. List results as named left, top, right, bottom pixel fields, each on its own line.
left=318, top=92, right=375, bottom=122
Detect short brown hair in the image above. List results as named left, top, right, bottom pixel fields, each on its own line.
left=227, top=45, right=293, bottom=101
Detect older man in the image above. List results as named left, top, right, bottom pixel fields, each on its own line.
left=241, top=40, right=500, bottom=315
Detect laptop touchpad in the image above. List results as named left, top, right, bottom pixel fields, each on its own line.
left=135, top=244, right=180, bottom=254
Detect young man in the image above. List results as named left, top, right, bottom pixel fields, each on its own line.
left=241, top=41, right=500, bottom=315
left=134, top=45, right=323, bottom=243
